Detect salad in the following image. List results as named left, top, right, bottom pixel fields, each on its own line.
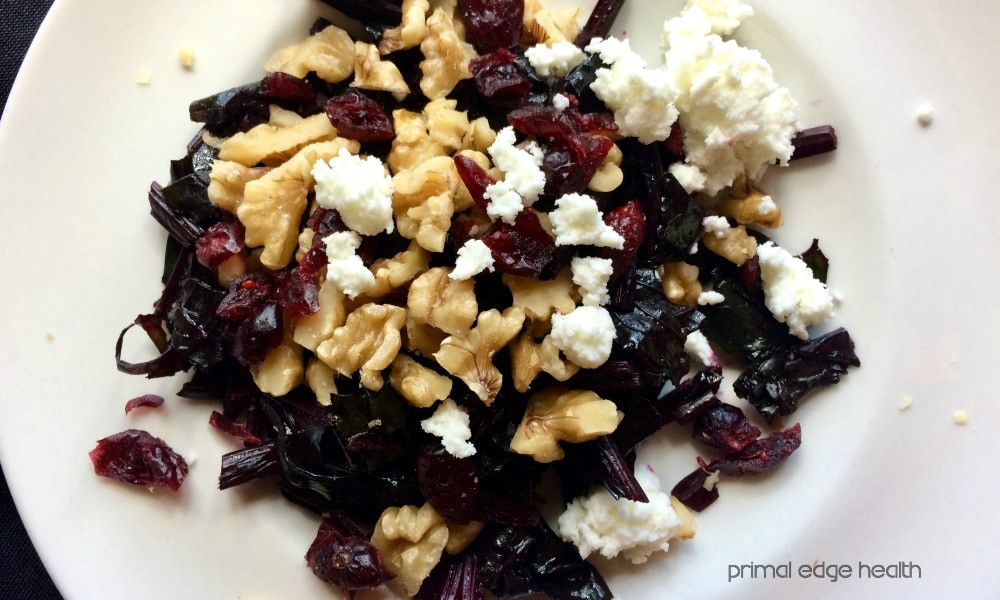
left=97, top=0, right=859, bottom=597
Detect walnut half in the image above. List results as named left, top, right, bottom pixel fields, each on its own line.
left=315, top=303, right=407, bottom=390
left=433, top=307, right=526, bottom=405
left=371, top=503, right=450, bottom=597
left=510, top=385, right=623, bottom=463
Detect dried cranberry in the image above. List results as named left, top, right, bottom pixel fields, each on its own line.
left=324, top=92, right=394, bottom=143
left=195, top=220, right=245, bottom=270
left=599, top=200, right=646, bottom=276
left=664, top=122, right=685, bottom=158
left=216, top=273, right=274, bottom=321
left=231, top=302, right=283, bottom=365
left=692, top=403, right=761, bottom=453
left=508, top=104, right=576, bottom=140
left=209, top=410, right=262, bottom=446
left=454, top=154, right=496, bottom=211
left=124, top=394, right=165, bottom=415
left=306, top=207, right=347, bottom=238
left=469, top=48, right=533, bottom=98
left=416, top=445, right=480, bottom=523
left=259, top=72, right=317, bottom=104
left=481, top=210, right=556, bottom=277
left=89, top=429, right=188, bottom=491
left=274, top=268, right=320, bottom=316
left=712, top=423, right=802, bottom=476
left=306, top=512, right=393, bottom=590
left=457, top=0, right=524, bottom=54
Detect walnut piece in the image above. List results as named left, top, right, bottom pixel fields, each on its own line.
left=218, top=112, right=337, bottom=168
left=510, top=330, right=580, bottom=393
left=379, top=0, right=430, bottom=54
left=371, top=503, right=450, bottom=597
left=237, top=138, right=359, bottom=269
left=433, top=307, right=526, bottom=405
left=266, top=24, right=355, bottom=83
left=460, top=117, right=497, bottom=154
left=523, top=0, right=584, bottom=45
left=445, top=520, right=484, bottom=554
left=408, top=267, right=478, bottom=336
left=424, top=98, right=469, bottom=153
left=718, top=185, right=784, bottom=229
left=305, top=357, right=337, bottom=406
left=351, top=42, right=411, bottom=95
left=389, top=354, right=453, bottom=408
left=702, top=222, right=758, bottom=266
left=587, top=143, right=623, bottom=193
left=503, top=267, right=576, bottom=323
left=670, top=496, right=698, bottom=540
left=207, top=160, right=269, bottom=214
left=405, top=315, right=449, bottom=357
left=419, top=7, right=476, bottom=100
left=387, top=109, right=447, bottom=175
left=292, top=276, right=347, bottom=352
left=392, top=157, right=460, bottom=252
left=660, top=261, right=702, bottom=307
left=251, top=335, right=304, bottom=397
left=510, top=385, right=623, bottom=463
left=316, top=303, right=407, bottom=391
left=363, top=240, right=431, bottom=300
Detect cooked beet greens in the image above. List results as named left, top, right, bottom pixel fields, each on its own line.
left=112, top=0, right=861, bottom=597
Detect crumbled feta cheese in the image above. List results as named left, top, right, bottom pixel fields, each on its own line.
left=571, top=256, right=614, bottom=307
left=953, top=410, right=969, bottom=425
left=323, top=230, right=376, bottom=298
left=899, top=395, right=914, bottom=411
left=701, top=215, right=732, bottom=237
left=756, top=241, right=835, bottom=339
left=552, top=93, right=571, bottom=112
left=684, top=330, right=717, bottom=367
left=758, top=194, right=777, bottom=216
left=697, top=290, right=724, bottom=305
left=585, top=37, right=678, bottom=144
left=915, top=102, right=935, bottom=126
left=549, top=193, right=625, bottom=249
left=669, top=162, right=707, bottom=194
left=557, top=468, right=689, bottom=564
left=702, top=470, right=720, bottom=491
left=421, top=398, right=476, bottom=458
left=178, top=45, right=196, bottom=69
left=136, top=67, right=152, bottom=85
left=661, top=0, right=799, bottom=195
left=525, top=40, right=586, bottom=78
left=450, top=239, right=495, bottom=280
left=549, top=306, right=615, bottom=368
left=313, top=148, right=395, bottom=236
left=486, top=126, right=546, bottom=210
left=484, top=180, right=524, bottom=223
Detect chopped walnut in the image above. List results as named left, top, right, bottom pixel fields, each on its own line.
left=445, top=520, right=484, bottom=554
left=266, top=24, right=355, bottom=83
left=215, top=254, right=246, bottom=288
left=292, top=276, right=347, bottom=352
left=207, top=160, right=269, bottom=214
left=379, top=0, right=430, bottom=54
left=718, top=185, right=784, bottom=229
left=424, top=98, right=469, bottom=153
left=219, top=112, right=337, bottom=168
left=305, top=357, right=337, bottom=406
left=352, top=42, right=411, bottom=95
left=702, top=222, right=758, bottom=266
left=587, top=143, right=623, bottom=193
left=389, top=353, right=453, bottom=408
left=503, top=267, right=576, bottom=323
left=670, top=496, right=698, bottom=540
left=509, top=385, right=623, bottom=463
left=406, top=315, right=449, bottom=357
left=460, top=117, right=497, bottom=154
left=419, top=7, right=476, bottom=100
left=393, top=157, right=460, bottom=252
left=238, top=138, right=359, bottom=269
left=510, top=330, right=580, bottom=392
left=660, top=261, right=702, bottom=307
left=433, top=307, right=526, bottom=405
left=407, top=267, right=478, bottom=336
left=387, top=109, right=447, bottom=175
left=363, top=240, right=431, bottom=300
left=522, top=0, right=584, bottom=45
left=316, top=303, right=407, bottom=391
left=371, top=503, right=450, bottom=597
left=251, top=334, right=304, bottom=397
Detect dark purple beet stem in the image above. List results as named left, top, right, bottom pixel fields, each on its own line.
left=790, top=125, right=837, bottom=161
left=575, top=0, right=627, bottom=47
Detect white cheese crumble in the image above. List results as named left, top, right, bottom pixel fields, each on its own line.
left=549, top=305, right=616, bottom=369
left=571, top=256, right=614, bottom=307
left=756, top=241, right=835, bottom=339
left=549, top=193, right=625, bottom=249
left=899, top=395, right=914, bottom=411
left=585, top=37, right=678, bottom=144
left=484, top=126, right=546, bottom=220
left=953, top=410, right=969, bottom=425
left=557, top=468, right=688, bottom=564
left=322, top=230, right=376, bottom=298
left=915, top=102, right=935, bottom=126
left=421, top=399, right=476, bottom=458
left=758, top=194, right=777, bottom=215
left=484, top=181, right=525, bottom=223
left=684, top=330, right=717, bottom=367
left=313, top=148, right=395, bottom=236
left=525, top=40, right=586, bottom=78
left=178, top=45, right=196, bottom=69
left=552, top=93, right=571, bottom=112
left=669, top=162, right=707, bottom=194
left=701, top=215, right=732, bottom=237
left=702, top=470, right=720, bottom=491
left=450, top=239, right=496, bottom=280
left=136, top=67, right=152, bottom=85
left=661, top=0, right=799, bottom=195
left=697, top=290, right=725, bottom=305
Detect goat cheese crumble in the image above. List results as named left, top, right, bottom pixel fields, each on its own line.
left=483, top=126, right=546, bottom=223
left=549, top=193, right=625, bottom=249
left=525, top=40, right=586, bottom=78
left=549, top=305, right=616, bottom=368
left=322, top=230, right=376, bottom=299
left=571, top=256, right=614, bottom=307
left=756, top=241, right=835, bottom=339
left=312, top=148, right=395, bottom=236
left=421, top=399, right=476, bottom=458
left=450, top=239, right=496, bottom=280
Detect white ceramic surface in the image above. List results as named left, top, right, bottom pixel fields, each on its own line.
left=0, top=1, right=997, bottom=598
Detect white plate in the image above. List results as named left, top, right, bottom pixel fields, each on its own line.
left=1, top=1, right=997, bottom=598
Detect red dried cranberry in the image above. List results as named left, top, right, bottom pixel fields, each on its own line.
left=306, top=207, right=347, bottom=238
left=89, top=429, right=188, bottom=491
left=469, top=48, right=533, bottom=98
left=209, top=410, right=262, bottom=446
left=259, top=72, right=317, bottom=104
left=274, top=268, right=320, bottom=316
left=457, top=0, right=524, bottom=54
left=572, top=110, right=618, bottom=134
left=216, top=272, right=274, bottom=321
left=195, top=220, right=245, bottom=270
left=416, top=445, right=480, bottom=523
left=508, top=104, right=577, bottom=140
left=299, top=242, right=328, bottom=283
left=664, top=122, right=685, bottom=158
left=231, top=302, right=283, bottom=365
left=124, top=394, right=165, bottom=415
left=542, top=135, right=615, bottom=197
left=711, top=423, right=802, bottom=476
left=599, top=200, right=646, bottom=276
left=481, top=210, right=556, bottom=277
left=454, top=154, right=497, bottom=211
left=451, top=215, right=489, bottom=251
left=306, top=512, right=394, bottom=590
left=692, top=403, right=761, bottom=453
left=324, top=92, right=394, bottom=143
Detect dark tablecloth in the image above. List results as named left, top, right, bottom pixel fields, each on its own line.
left=2, top=2, right=64, bottom=598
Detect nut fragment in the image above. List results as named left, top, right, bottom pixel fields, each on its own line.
left=503, top=267, right=576, bottom=323
left=251, top=335, right=304, bottom=397
left=523, top=0, right=584, bottom=45
left=266, top=24, right=355, bottom=83
left=424, top=98, right=469, bottom=153
left=407, top=267, right=478, bottom=336
left=460, top=117, right=497, bottom=154
left=237, top=138, right=359, bottom=269
left=587, top=143, right=624, bottom=193
left=670, top=496, right=698, bottom=540
left=392, top=156, right=459, bottom=253
left=371, top=503, right=450, bottom=597
left=419, top=7, right=476, bottom=100
left=305, top=358, right=337, bottom=406
left=363, top=240, right=431, bottom=300
left=510, top=330, right=580, bottom=392
left=434, top=308, right=526, bottom=405
left=389, top=354, right=453, bottom=408
left=405, top=315, right=449, bottom=357
left=445, top=520, right=484, bottom=554
left=510, top=385, right=623, bottom=463
left=660, top=261, right=702, bottom=307
left=352, top=42, right=411, bottom=95
left=387, top=109, right=447, bottom=175
left=316, top=303, right=407, bottom=390
left=292, top=276, right=347, bottom=352
left=207, top=160, right=269, bottom=214
left=718, top=184, right=783, bottom=229
left=379, top=0, right=430, bottom=54
left=219, top=112, right=337, bottom=168
left=701, top=218, right=758, bottom=266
